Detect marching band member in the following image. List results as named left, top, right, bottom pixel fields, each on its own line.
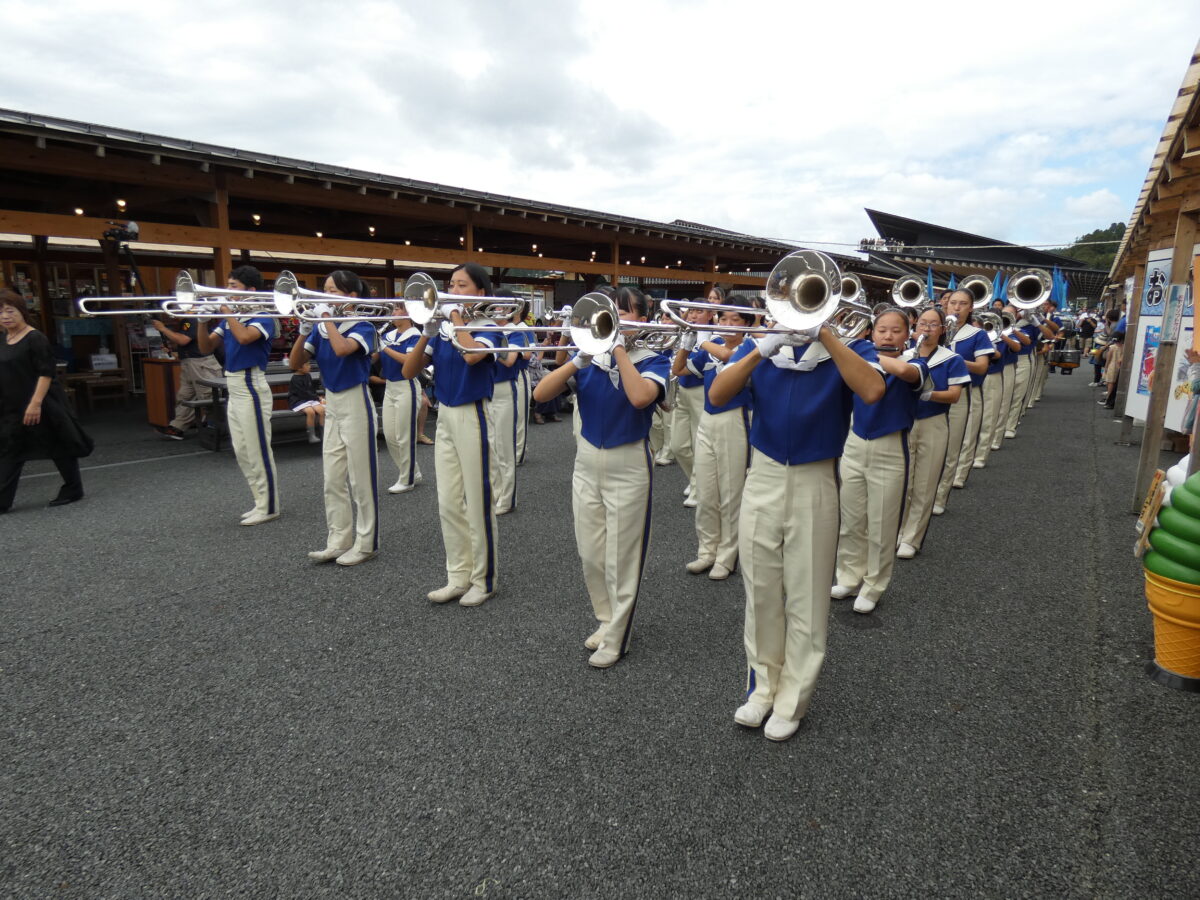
left=289, top=270, right=380, bottom=567
left=933, top=290, right=993, bottom=513
left=194, top=266, right=280, bottom=525
left=402, top=263, right=500, bottom=607
left=832, top=309, right=926, bottom=613
left=377, top=309, right=423, bottom=494
left=1004, top=307, right=1038, bottom=438
left=532, top=286, right=670, bottom=669
left=675, top=301, right=759, bottom=581
left=509, top=302, right=533, bottom=466
left=488, top=290, right=524, bottom=515
left=1029, top=298, right=1062, bottom=406
left=652, top=306, right=677, bottom=466
left=710, top=307, right=885, bottom=742
left=990, top=307, right=1025, bottom=451
left=972, top=319, right=1021, bottom=469
left=671, top=300, right=718, bottom=507
left=896, top=307, right=968, bottom=558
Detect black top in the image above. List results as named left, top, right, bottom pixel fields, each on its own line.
left=288, top=372, right=319, bottom=410
left=0, top=329, right=93, bottom=461
left=174, top=319, right=211, bottom=360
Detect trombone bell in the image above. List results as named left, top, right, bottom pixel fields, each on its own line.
left=960, top=274, right=994, bottom=310
left=1007, top=268, right=1052, bottom=310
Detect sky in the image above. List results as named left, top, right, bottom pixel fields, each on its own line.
left=1, top=0, right=1198, bottom=253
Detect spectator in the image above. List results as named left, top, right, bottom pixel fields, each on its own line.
left=288, top=360, right=325, bottom=444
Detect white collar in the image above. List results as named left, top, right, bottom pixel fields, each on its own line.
left=952, top=323, right=980, bottom=342
left=385, top=325, right=419, bottom=343
left=905, top=345, right=958, bottom=368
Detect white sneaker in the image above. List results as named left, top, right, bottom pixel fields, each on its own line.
left=459, top=586, right=494, bottom=607
left=971, top=461, right=985, bottom=469
left=685, top=557, right=715, bottom=574
left=708, top=563, right=732, bottom=581
left=853, top=595, right=877, bottom=614
left=588, top=644, right=621, bottom=668
left=655, top=455, right=674, bottom=466
left=495, top=506, right=513, bottom=516
left=335, top=548, right=376, bottom=567
left=991, top=444, right=1002, bottom=451
left=308, top=546, right=351, bottom=563
left=240, top=511, right=280, bottom=526
left=734, top=699, right=772, bottom=728
left=932, top=504, right=946, bottom=516
left=830, top=584, right=856, bottom=600
left=1004, top=430, right=1016, bottom=439
left=683, top=496, right=698, bottom=508
left=240, top=509, right=256, bottom=520
left=952, top=481, right=965, bottom=489
left=388, top=480, right=416, bottom=494
left=896, top=543, right=916, bottom=559
left=764, top=713, right=800, bottom=742
left=427, top=583, right=469, bottom=603
left=584, top=625, right=606, bottom=651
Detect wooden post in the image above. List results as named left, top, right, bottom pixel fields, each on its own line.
left=612, top=240, right=620, bottom=287
left=212, top=173, right=231, bottom=284
left=32, top=235, right=53, bottom=337
left=1133, top=210, right=1199, bottom=510
left=99, top=238, right=131, bottom=375
left=385, top=259, right=396, bottom=296
left=1115, top=263, right=1147, bottom=446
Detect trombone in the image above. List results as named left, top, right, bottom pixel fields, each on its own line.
left=160, top=272, right=291, bottom=318
left=960, top=274, right=994, bottom=310
left=402, top=271, right=523, bottom=326
left=891, top=275, right=928, bottom=308
left=273, top=270, right=399, bottom=322
left=1006, top=268, right=1053, bottom=311
left=661, top=250, right=871, bottom=338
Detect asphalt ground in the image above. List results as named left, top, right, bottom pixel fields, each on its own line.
left=2, top=370, right=1198, bottom=899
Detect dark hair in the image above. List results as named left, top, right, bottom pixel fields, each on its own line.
left=873, top=307, right=910, bottom=332
left=1104, top=309, right=1120, bottom=323
left=327, top=269, right=364, bottom=297
left=947, top=289, right=973, bottom=305
left=708, top=285, right=727, bottom=303
left=492, top=287, right=528, bottom=323
left=229, top=265, right=264, bottom=291
left=1112, top=330, right=1125, bottom=343
left=916, top=305, right=949, bottom=346
left=614, top=286, right=650, bottom=319
left=450, top=262, right=493, bottom=295
left=0, top=289, right=32, bottom=325
left=720, top=294, right=761, bottom=327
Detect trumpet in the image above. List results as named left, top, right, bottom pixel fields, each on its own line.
left=960, top=274, right=994, bottom=310
left=661, top=249, right=871, bottom=339
left=402, top=271, right=524, bottom=326
left=891, top=275, right=928, bottom=308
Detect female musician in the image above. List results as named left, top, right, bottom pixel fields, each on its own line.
left=675, top=301, right=759, bottom=580
left=1004, top=308, right=1040, bottom=439
left=402, top=263, right=500, bottom=607
left=289, top=270, right=379, bottom=566
left=509, top=301, right=533, bottom=466
left=196, top=266, right=280, bottom=525
left=933, top=289, right=994, bottom=513
left=710, top=307, right=885, bottom=742
left=532, top=286, right=670, bottom=669
left=974, top=318, right=1023, bottom=466
left=377, top=308, right=423, bottom=494
left=0, top=290, right=92, bottom=511
left=489, top=292, right=527, bottom=514
left=895, top=307, right=968, bottom=558
left=832, top=309, right=926, bottom=613
left=671, top=299, right=718, bottom=507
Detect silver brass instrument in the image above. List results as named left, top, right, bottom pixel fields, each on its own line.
left=960, top=274, right=994, bottom=310
left=975, top=310, right=1005, bottom=343
left=891, top=275, right=928, bottom=308
left=272, top=270, right=400, bottom=322
left=839, top=273, right=865, bottom=305
left=1006, top=268, right=1053, bottom=310
left=403, top=272, right=523, bottom=326
left=161, top=271, right=291, bottom=318
left=77, top=293, right=175, bottom=316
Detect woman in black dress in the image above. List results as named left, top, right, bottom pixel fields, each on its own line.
left=0, top=290, right=92, bottom=511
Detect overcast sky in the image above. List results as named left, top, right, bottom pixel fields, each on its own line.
left=2, top=0, right=1197, bottom=252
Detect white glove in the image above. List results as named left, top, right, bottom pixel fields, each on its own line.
left=755, top=332, right=787, bottom=359
left=298, top=320, right=313, bottom=337
left=678, top=331, right=698, bottom=352
left=788, top=325, right=822, bottom=345
left=422, top=319, right=440, bottom=338
left=920, top=388, right=934, bottom=402
left=572, top=353, right=593, bottom=370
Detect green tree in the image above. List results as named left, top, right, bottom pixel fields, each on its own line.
left=1050, top=222, right=1124, bottom=271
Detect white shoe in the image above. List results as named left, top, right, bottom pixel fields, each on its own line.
left=764, top=713, right=800, bottom=742
left=335, top=548, right=377, bottom=567
left=830, top=584, right=856, bottom=600
left=971, top=461, right=985, bottom=469
left=388, top=480, right=416, bottom=494
left=1004, top=430, right=1016, bottom=439
left=853, top=595, right=877, bottom=614
left=991, top=444, right=1001, bottom=451
left=588, top=644, right=621, bottom=668
left=655, top=455, right=674, bottom=466
left=240, top=509, right=255, bottom=520
left=683, top=496, right=698, bottom=508
left=932, top=504, right=946, bottom=516
left=308, top=546, right=351, bottom=563
left=584, top=625, right=606, bottom=651
left=734, top=699, right=772, bottom=728
left=709, top=563, right=732, bottom=581
left=495, top=506, right=513, bottom=516
left=427, top=583, right=469, bottom=603
left=459, top=585, right=494, bottom=607
left=240, top=511, right=280, bottom=526
left=952, top=481, right=965, bottom=489
left=685, top=557, right=715, bottom=574
left=1088, top=381, right=1100, bottom=387
left=896, top=543, right=916, bottom=559
left=683, top=485, right=691, bottom=497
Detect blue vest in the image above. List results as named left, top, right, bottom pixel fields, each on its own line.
left=212, top=317, right=275, bottom=372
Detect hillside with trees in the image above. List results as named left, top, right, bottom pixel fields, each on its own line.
left=1051, top=222, right=1125, bottom=272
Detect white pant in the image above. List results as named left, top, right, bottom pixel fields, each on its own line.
left=573, top=439, right=654, bottom=657
left=693, top=407, right=750, bottom=570
left=515, top=369, right=530, bottom=466
left=490, top=379, right=519, bottom=512
left=741, top=455, right=838, bottom=722
left=321, top=383, right=379, bottom=554
left=953, top=383, right=983, bottom=487
left=670, top=384, right=704, bottom=489
left=225, top=368, right=279, bottom=517
left=934, top=384, right=971, bottom=508
left=382, top=378, right=422, bottom=489
left=1005, top=355, right=1032, bottom=435
left=898, top=413, right=948, bottom=551
left=974, top=370, right=1004, bottom=467
left=995, top=364, right=1017, bottom=449
left=836, top=429, right=908, bottom=604
left=649, top=407, right=668, bottom=457
left=1032, top=351, right=1050, bottom=403
left=436, top=400, right=499, bottom=592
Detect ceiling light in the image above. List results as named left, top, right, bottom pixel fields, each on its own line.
left=368, top=226, right=376, bottom=235
left=405, top=240, right=411, bottom=246
left=316, top=231, right=323, bottom=238
left=74, top=207, right=84, bottom=216
left=252, top=214, right=261, bottom=224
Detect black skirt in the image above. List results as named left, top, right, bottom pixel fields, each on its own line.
left=0, top=331, right=94, bottom=462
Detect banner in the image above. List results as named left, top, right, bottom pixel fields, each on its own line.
left=1125, top=248, right=1174, bottom=421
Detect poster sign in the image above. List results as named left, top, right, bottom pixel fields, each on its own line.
left=1125, top=248, right=1174, bottom=421
left=1142, top=258, right=1170, bottom=316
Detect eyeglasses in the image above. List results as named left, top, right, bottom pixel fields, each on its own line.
left=916, top=322, right=942, bottom=331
